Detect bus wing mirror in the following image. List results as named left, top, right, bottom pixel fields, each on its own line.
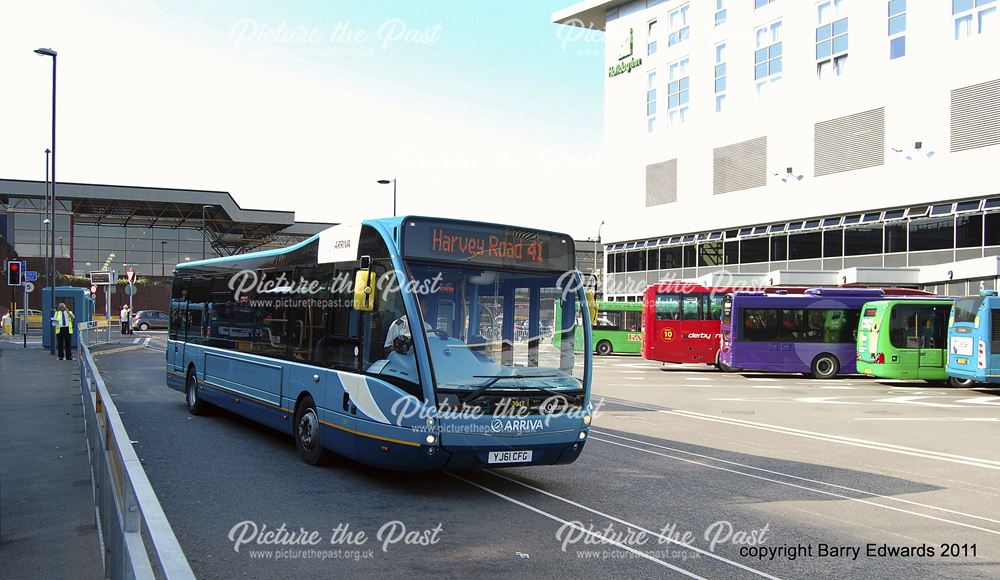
left=353, top=270, right=376, bottom=312
left=585, top=290, right=598, bottom=324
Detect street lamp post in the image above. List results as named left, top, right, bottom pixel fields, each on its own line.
left=201, top=205, right=212, bottom=260
left=35, top=47, right=57, bottom=355
left=377, top=179, right=397, bottom=217
left=596, top=220, right=605, bottom=276
left=161, top=241, right=168, bottom=277
left=44, top=151, right=50, bottom=331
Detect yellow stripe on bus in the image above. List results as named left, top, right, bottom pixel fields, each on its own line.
left=319, top=420, right=421, bottom=447
left=177, top=374, right=421, bottom=448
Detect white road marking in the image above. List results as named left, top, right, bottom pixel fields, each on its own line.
left=855, top=417, right=1000, bottom=422
left=747, top=378, right=779, bottom=382
left=819, top=386, right=853, bottom=390
left=954, top=397, right=1000, bottom=406
left=874, top=396, right=964, bottom=408
left=446, top=474, right=710, bottom=579
left=484, top=472, right=782, bottom=580
left=590, top=431, right=1000, bottom=532
left=751, top=385, right=784, bottom=389
left=685, top=377, right=712, bottom=381
left=132, top=338, right=141, bottom=344
left=661, top=409, right=1000, bottom=470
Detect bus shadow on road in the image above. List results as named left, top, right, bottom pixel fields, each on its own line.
left=563, top=426, right=944, bottom=505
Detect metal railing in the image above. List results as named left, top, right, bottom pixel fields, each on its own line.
left=79, top=319, right=119, bottom=349
left=79, top=342, right=195, bottom=580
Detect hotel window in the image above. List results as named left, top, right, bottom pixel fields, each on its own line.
left=668, top=3, right=690, bottom=46
left=715, top=42, right=727, bottom=112
left=816, top=0, right=848, bottom=80
left=668, top=57, right=690, bottom=125
left=755, top=0, right=775, bottom=8
left=888, top=0, right=906, bottom=59
left=648, top=19, right=658, bottom=55
left=953, top=0, right=997, bottom=40
left=716, top=0, right=727, bottom=25
left=754, top=20, right=782, bottom=95
left=647, top=70, right=657, bottom=133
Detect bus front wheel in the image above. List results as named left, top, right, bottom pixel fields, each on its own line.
left=295, top=395, right=332, bottom=466
left=185, top=369, right=208, bottom=415
left=947, top=377, right=974, bottom=388
left=596, top=340, right=613, bottom=356
left=810, top=354, right=840, bottom=379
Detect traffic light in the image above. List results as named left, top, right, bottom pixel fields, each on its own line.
left=6, top=260, right=24, bottom=286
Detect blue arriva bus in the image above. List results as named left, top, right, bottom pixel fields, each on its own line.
left=946, top=290, right=1000, bottom=384
left=167, top=217, right=594, bottom=470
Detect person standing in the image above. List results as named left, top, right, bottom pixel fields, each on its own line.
left=52, top=302, right=75, bottom=361
left=120, top=304, right=130, bottom=335
left=1, top=309, right=11, bottom=336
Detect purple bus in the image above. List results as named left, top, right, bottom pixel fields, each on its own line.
left=720, top=288, right=923, bottom=379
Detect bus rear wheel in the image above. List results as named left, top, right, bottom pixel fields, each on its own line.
left=295, top=396, right=332, bottom=466
left=596, top=340, right=613, bottom=356
left=810, top=354, right=840, bottom=379
left=185, top=369, right=208, bottom=415
left=947, top=377, right=974, bottom=388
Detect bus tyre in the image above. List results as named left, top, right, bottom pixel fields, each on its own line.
left=947, top=377, right=974, bottom=388
left=295, top=396, right=331, bottom=466
left=185, top=369, right=208, bottom=416
left=810, top=354, right=840, bottom=379
left=596, top=340, right=613, bottom=356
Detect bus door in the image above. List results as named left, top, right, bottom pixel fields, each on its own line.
left=653, top=292, right=681, bottom=360
left=680, top=293, right=707, bottom=362
left=918, top=305, right=949, bottom=369
left=167, top=278, right=189, bottom=374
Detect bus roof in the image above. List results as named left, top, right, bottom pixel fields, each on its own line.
left=176, top=215, right=575, bottom=271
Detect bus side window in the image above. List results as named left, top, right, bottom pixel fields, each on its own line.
left=656, top=293, right=680, bottom=320
left=681, top=295, right=700, bottom=320
left=703, top=295, right=723, bottom=320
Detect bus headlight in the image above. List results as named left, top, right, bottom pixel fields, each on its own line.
left=578, top=431, right=587, bottom=440
left=425, top=434, right=437, bottom=445
left=583, top=414, right=592, bottom=426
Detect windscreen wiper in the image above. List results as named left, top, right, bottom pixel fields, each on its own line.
left=459, top=376, right=574, bottom=404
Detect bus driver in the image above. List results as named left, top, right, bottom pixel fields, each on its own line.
left=384, top=298, right=432, bottom=357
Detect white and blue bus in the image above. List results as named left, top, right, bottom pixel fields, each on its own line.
left=167, top=217, right=594, bottom=470
left=946, top=289, right=1000, bottom=384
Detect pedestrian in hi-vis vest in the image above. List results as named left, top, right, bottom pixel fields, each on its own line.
left=120, top=304, right=131, bottom=335
left=52, top=303, right=75, bottom=361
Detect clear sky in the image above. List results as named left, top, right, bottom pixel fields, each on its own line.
left=0, top=1, right=609, bottom=238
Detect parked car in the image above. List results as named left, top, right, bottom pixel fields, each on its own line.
left=132, top=310, right=169, bottom=331
left=13, top=308, right=43, bottom=330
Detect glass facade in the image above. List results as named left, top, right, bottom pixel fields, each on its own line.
left=5, top=195, right=237, bottom=278
left=72, top=222, right=208, bottom=277
left=605, top=197, right=1000, bottom=296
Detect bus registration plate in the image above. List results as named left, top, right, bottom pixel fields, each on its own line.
left=488, top=451, right=532, bottom=464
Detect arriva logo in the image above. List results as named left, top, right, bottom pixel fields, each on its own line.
left=491, top=419, right=544, bottom=433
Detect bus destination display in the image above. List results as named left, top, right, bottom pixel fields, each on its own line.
left=403, top=219, right=573, bottom=271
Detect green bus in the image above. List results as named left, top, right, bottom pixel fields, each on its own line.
left=856, top=298, right=968, bottom=385
left=554, top=300, right=643, bottom=356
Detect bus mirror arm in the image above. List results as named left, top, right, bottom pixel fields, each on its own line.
left=585, top=290, right=598, bottom=325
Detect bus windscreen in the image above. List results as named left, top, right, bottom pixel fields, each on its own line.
left=953, top=297, right=983, bottom=323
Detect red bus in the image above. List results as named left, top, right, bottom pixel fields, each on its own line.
left=641, top=282, right=777, bottom=366
left=642, top=282, right=933, bottom=366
